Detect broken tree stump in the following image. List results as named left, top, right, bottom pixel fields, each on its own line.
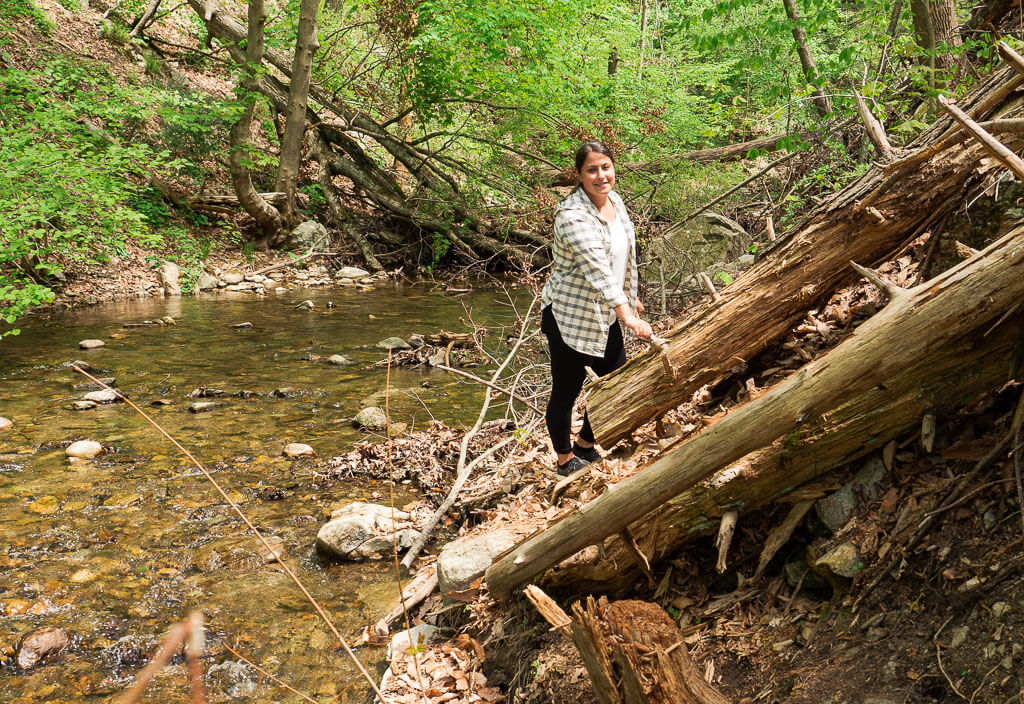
left=585, top=65, right=1024, bottom=448
left=570, top=597, right=730, bottom=704
left=485, top=223, right=1024, bottom=598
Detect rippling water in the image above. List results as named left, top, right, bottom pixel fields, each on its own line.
left=0, top=283, right=521, bottom=703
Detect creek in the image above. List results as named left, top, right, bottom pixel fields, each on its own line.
left=0, top=283, right=522, bottom=703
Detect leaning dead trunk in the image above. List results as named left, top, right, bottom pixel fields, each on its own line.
left=545, top=295, right=1024, bottom=591
left=485, top=222, right=1024, bottom=598
left=587, top=65, right=1024, bottom=448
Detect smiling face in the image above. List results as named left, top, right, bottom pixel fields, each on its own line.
left=576, top=151, right=616, bottom=203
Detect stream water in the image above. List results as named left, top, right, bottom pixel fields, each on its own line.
left=0, top=283, right=522, bottom=703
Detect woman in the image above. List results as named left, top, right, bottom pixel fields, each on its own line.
left=541, top=141, right=652, bottom=475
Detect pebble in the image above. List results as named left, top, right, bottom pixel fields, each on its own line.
left=78, top=339, right=105, bottom=349
left=66, top=440, right=103, bottom=458
left=82, top=389, right=118, bottom=404
left=991, top=601, right=1011, bottom=619
left=189, top=401, right=221, bottom=413
left=283, top=443, right=315, bottom=458
left=70, top=569, right=96, bottom=583
left=16, top=628, right=69, bottom=669
left=0, top=417, right=12, bottom=431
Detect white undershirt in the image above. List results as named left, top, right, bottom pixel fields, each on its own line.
left=607, top=215, right=628, bottom=323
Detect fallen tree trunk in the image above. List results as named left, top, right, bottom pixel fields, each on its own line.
left=544, top=294, right=1024, bottom=591
left=587, top=64, right=1024, bottom=448
left=485, top=223, right=1024, bottom=598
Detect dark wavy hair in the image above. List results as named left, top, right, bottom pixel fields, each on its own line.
left=572, top=141, right=615, bottom=193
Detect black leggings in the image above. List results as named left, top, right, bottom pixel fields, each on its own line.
left=542, top=305, right=626, bottom=454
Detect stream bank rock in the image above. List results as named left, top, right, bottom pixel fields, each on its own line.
left=16, top=627, right=69, bottom=669
left=336, top=266, right=370, bottom=280
left=290, top=220, right=329, bottom=250
left=437, top=528, right=519, bottom=595
left=66, top=440, right=103, bottom=459
left=196, top=271, right=220, bottom=291
left=221, top=271, right=245, bottom=285
left=159, top=261, right=181, bottom=296
left=315, top=502, right=421, bottom=561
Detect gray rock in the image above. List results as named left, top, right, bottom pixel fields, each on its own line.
left=353, top=406, right=387, bottom=430
left=642, top=212, right=749, bottom=285
left=327, top=354, right=353, bottom=365
left=283, top=443, right=315, bottom=458
left=16, top=628, right=69, bottom=669
left=387, top=624, right=440, bottom=661
left=377, top=336, right=411, bottom=351
left=0, top=417, right=12, bottom=431
left=290, top=220, right=329, bottom=250
left=82, top=389, right=118, bottom=404
left=196, top=271, right=220, bottom=291
left=159, top=261, right=181, bottom=296
left=336, top=266, right=370, bottom=280
left=295, top=299, right=315, bottom=311
left=271, top=387, right=302, bottom=399
left=221, top=271, right=245, bottom=285
left=66, top=440, right=103, bottom=458
left=78, top=339, right=105, bottom=350
left=814, top=541, right=863, bottom=578
left=950, top=625, right=969, bottom=648
left=437, top=528, right=519, bottom=595
left=189, top=401, right=221, bottom=413
left=232, top=322, right=254, bottom=329
left=71, top=401, right=97, bottom=411
left=737, top=253, right=756, bottom=267
left=69, top=360, right=102, bottom=373
left=815, top=457, right=887, bottom=532
left=315, top=502, right=421, bottom=561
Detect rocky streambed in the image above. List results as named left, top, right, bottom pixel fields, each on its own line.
left=0, top=281, right=522, bottom=703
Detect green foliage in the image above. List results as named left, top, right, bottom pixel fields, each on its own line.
left=100, top=19, right=130, bottom=45
left=56, top=0, right=80, bottom=11
left=0, top=0, right=52, bottom=32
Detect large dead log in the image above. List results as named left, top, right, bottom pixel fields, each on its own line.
left=544, top=296, right=1024, bottom=591
left=485, top=222, right=1024, bottom=598
left=587, top=65, right=1024, bottom=448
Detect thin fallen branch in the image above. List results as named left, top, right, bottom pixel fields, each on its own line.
left=222, top=643, right=321, bottom=704
left=71, top=366, right=393, bottom=704
left=401, top=298, right=540, bottom=569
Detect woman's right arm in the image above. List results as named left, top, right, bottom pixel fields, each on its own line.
left=612, top=303, right=652, bottom=338
left=556, top=212, right=629, bottom=309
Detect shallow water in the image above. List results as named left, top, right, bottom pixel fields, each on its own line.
left=0, top=283, right=522, bottom=703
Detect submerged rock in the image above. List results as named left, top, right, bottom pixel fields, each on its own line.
left=71, top=400, right=97, bottom=411
left=353, top=406, right=387, bottom=430
left=283, top=443, right=315, bottom=458
left=295, top=299, right=315, bottom=311
left=232, top=321, right=253, bottom=329
left=66, top=440, right=103, bottom=459
left=376, top=336, right=411, bottom=351
left=327, top=354, right=352, bottom=365
left=0, top=417, right=12, bottom=431
left=189, top=401, right=221, bottom=413
left=69, top=360, right=102, bottom=373
left=315, top=502, right=421, bottom=561
left=191, top=534, right=287, bottom=572
left=437, top=529, right=519, bottom=595
left=16, top=627, right=69, bottom=669
left=271, top=387, right=302, bottom=399
left=78, top=339, right=105, bottom=350
left=207, top=660, right=258, bottom=698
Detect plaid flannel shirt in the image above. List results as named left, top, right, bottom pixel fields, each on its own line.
left=541, top=188, right=638, bottom=356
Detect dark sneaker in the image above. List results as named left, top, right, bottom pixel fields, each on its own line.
left=556, top=455, right=591, bottom=476
left=572, top=442, right=601, bottom=463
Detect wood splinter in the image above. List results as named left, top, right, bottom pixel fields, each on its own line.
left=849, top=261, right=905, bottom=301
left=714, top=511, right=738, bottom=574
left=938, top=93, right=1024, bottom=182
left=921, top=411, right=938, bottom=453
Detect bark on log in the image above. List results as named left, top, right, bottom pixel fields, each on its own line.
left=485, top=223, right=1024, bottom=598
left=543, top=293, right=1024, bottom=591
left=586, top=65, right=1024, bottom=448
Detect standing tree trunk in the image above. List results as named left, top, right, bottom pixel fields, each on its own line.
left=230, top=0, right=284, bottom=241
left=275, top=0, right=320, bottom=228
left=781, top=0, right=832, bottom=116
left=911, top=0, right=961, bottom=77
